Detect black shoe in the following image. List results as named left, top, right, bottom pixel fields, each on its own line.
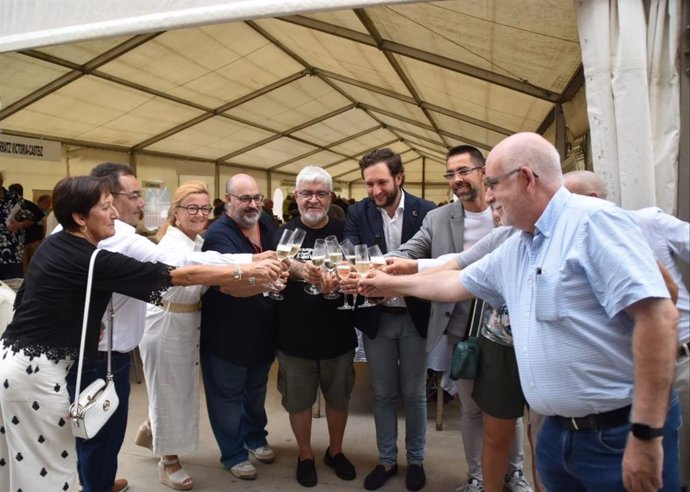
left=324, top=447, right=356, bottom=481
left=406, top=464, right=425, bottom=491
left=364, top=464, right=398, bottom=490
left=296, top=458, right=317, bottom=487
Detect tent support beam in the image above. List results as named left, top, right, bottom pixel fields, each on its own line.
left=280, top=15, right=559, bottom=102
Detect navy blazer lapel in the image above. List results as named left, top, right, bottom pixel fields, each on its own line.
left=365, top=199, right=386, bottom=253
left=401, top=194, right=422, bottom=243
left=449, top=201, right=465, bottom=252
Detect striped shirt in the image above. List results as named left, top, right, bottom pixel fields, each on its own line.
left=461, top=187, right=670, bottom=417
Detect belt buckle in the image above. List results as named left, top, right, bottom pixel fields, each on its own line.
left=570, top=417, right=579, bottom=431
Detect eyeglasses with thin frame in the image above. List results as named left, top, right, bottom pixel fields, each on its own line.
left=176, top=204, right=213, bottom=215
left=229, top=193, right=264, bottom=204
left=296, top=190, right=330, bottom=200
left=443, top=166, right=484, bottom=181
left=112, top=191, right=143, bottom=201
left=484, top=168, right=539, bottom=190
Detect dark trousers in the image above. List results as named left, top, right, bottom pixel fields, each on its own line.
left=66, top=352, right=131, bottom=492
left=201, top=351, right=272, bottom=469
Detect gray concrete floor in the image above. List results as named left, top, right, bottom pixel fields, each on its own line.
left=118, top=361, right=535, bottom=491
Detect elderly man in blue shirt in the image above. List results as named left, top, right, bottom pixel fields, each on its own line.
left=359, top=132, right=680, bottom=492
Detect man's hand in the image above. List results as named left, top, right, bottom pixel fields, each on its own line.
left=253, top=250, right=277, bottom=261
left=303, top=261, right=323, bottom=285
left=358, top=269, right=398, bottom=298
left=382, top=257, right=418, bottom=275
left=339, top=268, right=359, bottom=295
left=6, top=219, right=21, bottom=233
left=319, top=270, right=339, bottom=295
left=622, top=435, right=664, bottom=492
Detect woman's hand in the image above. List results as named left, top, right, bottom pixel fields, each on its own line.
left=241, top=259, right=283, bottom=284
left=339, top=269, right=359, bottom=295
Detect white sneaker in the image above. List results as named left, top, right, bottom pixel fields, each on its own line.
left=230, top=460, right=257, bottom=480
left=457, top=477, right=484, bottom=492
left=504, top=470, right=533, bottom=492
left=247, top=444, right=276, bottom=463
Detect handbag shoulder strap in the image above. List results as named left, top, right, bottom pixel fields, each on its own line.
left=71, top=248, right=101, bottom=415
left=462, top=298, right=486, bottom=340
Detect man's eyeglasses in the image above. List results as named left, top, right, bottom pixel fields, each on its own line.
left=229, top=193, right=264, bottom=204
left=443, top=166, right=484, bottom=180
left=113, top=191, right=143, bottom=201
left=177, top=204, right=213, bottom=215
left=484, top=168, right=539, bottom=190
left=296, top=190, right=330, bottom=199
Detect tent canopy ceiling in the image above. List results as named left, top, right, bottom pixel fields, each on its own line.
left=0, top=0, right=583, bottom=185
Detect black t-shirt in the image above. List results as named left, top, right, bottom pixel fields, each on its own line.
left=274, top=217, right=356, bottom=360
left=21, top=199, right=45, bottom=243
left=2, top=231, right=173, bottom=361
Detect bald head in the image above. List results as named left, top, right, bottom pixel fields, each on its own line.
left=226, top=173, right=258, bottom=195
left=563, top=170, right=608, bottom=199
left=489, top=132, right=563, bottom=190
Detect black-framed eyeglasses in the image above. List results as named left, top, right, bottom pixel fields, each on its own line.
left=484, top=168, right=539, bottom=190
left=443, top=166, right=484, bottom=180
left=112, top=191, right=143, bottom=201
left=229, top=193, right=264, bottom=204
left=296, top=190, right=330, bottom=199
left=177, top=204, right=213, bottom=215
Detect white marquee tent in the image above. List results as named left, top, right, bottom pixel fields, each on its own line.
left=0, top=0, right=687, bottom=214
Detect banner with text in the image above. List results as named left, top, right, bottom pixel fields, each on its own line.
left=0, top=134, right=61, bottom=162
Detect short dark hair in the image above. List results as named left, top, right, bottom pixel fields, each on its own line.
left=90, top=162, right=135, bottom=194
left=359, top=148, right=405, bottom=184
left=446, top=145, right=485, bottom=168
left=53, top=176, right=111, bottom=232
left=8, top=183, right=23, bottom=197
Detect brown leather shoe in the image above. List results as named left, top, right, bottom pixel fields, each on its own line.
left=112, top=478, right=129, bottom=492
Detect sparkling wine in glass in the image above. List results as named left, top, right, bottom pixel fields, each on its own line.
left=355, top=244, right=375, bottom=308
left=304, top=238, right=325, bottom=295
left=269, top=229, right=293, bottom=300
left=323, top=236, right=341, bottom=300
left=336, top=261, right=354, bottom=310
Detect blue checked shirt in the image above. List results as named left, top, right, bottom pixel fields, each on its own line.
left=461, top=187, right=670, bottom=417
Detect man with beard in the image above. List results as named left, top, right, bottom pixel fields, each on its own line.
left=343, top=148, right=435, bottom=491
left=382, top=146, right=533, bottom=492
left=200, top=173, right=279, bottom=480
left=275, top=166, right=358, bottom=488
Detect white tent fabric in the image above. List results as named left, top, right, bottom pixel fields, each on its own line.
left=576, top=0, right=681, bottom=213
left=0, top=0, right=421, bottom=53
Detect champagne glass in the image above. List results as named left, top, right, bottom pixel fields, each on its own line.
left=269, top=229, right=293, bottom=301
left=304, top=238, right=325, bottom=295
left=336, top=261, right=354, bottom=310
left=322, top=236, right=341, bottom=300
left=290, top=228, right=307, bottom=259
left=355, top=244, right=375, bottom=308
left=337, top=240, right=356, bottom=309
left=340, top=239, right=356, bottom=266
left=366, top=244, right=386, bottom=306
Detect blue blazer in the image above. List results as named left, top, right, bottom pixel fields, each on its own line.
left=344, top=191, right=436, bottom=339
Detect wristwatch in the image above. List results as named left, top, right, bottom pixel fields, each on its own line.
left=631, top=423, right=664, bottom=440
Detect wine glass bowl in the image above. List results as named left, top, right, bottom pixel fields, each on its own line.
left=304, top=237, right=325, bottom=295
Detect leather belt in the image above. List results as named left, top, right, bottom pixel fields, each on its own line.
left=679, top=341, right=690, bottom=359
left=161, top=301, right=202, bottom=313
left=555, top=405, right=631, bottom=431
left=380, top=306, right=407, bottom=315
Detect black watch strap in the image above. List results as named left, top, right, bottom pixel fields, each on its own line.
left=631, top=423, right=664, bottom=440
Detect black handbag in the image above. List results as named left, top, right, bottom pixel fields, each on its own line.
left=450, top=298, right=485, bottom=380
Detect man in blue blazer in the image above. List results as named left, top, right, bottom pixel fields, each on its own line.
left=344, top=148, right=435, bottom=491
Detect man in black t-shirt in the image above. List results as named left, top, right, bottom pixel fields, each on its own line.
left=8, top=184, right=44, bottom=273
left=275, top=166, right=357, bottom=488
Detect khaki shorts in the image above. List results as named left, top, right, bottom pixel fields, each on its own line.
left=472, top=334, right=526, bottom=419
left=277, top=350, right=355, bottom=413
